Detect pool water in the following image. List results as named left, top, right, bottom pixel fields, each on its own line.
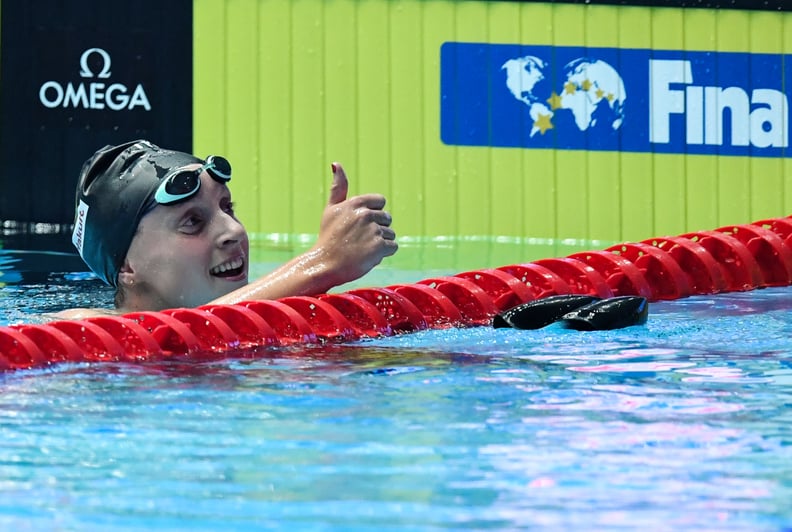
left=0, top=250, right=790, bottom=530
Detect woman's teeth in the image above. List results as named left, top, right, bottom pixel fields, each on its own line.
left=210, top=257, right=244, bottom=276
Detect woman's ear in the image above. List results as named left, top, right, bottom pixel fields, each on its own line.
left=117, top=260, right=136, bottom=289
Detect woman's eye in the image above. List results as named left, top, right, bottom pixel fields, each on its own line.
left=223, top=201, right=236, bottom=216
left=182, top=215, right=204, bottom=231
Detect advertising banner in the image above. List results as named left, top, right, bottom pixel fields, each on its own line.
left=0, top=0, right=193, bottom=224
left=441, top=43, right=788, bottom=158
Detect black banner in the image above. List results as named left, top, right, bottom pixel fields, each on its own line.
left=0, top=0, right=193, bottom=225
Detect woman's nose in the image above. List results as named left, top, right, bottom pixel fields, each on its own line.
left=217, top=211, right=246, bottom=247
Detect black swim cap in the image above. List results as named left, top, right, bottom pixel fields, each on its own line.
left=71, top=140, right=202, bottom=287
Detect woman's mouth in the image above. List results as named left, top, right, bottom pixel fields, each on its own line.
left=210, top=256, right=245, bottom=279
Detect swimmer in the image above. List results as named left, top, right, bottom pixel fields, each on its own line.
left=56, top=140, right=397, bottom=319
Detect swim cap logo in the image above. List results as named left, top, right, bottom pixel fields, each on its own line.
left=72, top=200, right=89, bottom=257
left=39, top=47, right=152, bottom=111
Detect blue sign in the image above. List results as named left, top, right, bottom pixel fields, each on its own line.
left=440, top=43, right=789, bottom=157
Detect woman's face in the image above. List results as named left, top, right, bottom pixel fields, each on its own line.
left=122, top=169, right=249, bottom=310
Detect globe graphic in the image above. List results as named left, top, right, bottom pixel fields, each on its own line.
left=502, top=55, right=626, bottom=137
left=501, top=55, right=547, bottom=106
left=560, top=58, right=626, bottom=131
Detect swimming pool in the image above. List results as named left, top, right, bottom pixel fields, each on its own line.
left=0, top=234, right=790, bottom=530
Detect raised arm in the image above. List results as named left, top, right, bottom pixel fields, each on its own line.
left=210, top=162, right=398, bottom=305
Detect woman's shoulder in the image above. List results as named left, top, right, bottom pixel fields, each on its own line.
left=45, top=307, right=122, bottom=321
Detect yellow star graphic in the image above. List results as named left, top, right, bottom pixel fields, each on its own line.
left=607, top=93, right=615, bottom=102
left=534, top=113, right=554, bottom=134
left=564, top=81, right=577, bottom=95
left=581, top=79, right=593, bottom=91
left=546, top=91, right=563, bottom=110
left=596, top=88, right=605, bottom=99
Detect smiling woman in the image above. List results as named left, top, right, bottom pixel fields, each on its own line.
left=56, top=140, right=398, bottom=319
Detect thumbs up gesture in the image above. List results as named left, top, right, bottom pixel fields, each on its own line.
left=314, top=162, right=398, bottom=286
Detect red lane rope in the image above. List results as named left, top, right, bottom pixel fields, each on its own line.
left=4, top=215, right=792, bottom=371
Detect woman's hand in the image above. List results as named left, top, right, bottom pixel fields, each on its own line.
left=311, top=162, right=398, bottom=286
left=210, top=162, right=397, bottom=305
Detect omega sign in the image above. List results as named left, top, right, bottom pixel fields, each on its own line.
left=38, top=48, right=151, bottom=111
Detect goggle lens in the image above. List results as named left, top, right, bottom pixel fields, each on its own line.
left=154, top=155, right=232, bottom=206
left=206, top=155, right=231, bottom=182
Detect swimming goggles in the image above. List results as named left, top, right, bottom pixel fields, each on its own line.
left=154, top=155, right=232, bottom=205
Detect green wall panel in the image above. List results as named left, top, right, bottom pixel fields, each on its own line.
left=617, top=8, right=654, bottom=242
left=193, top=0, right=792, bottom=260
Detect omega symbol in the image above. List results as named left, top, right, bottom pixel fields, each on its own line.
left=79, top=48, right=112, bottom=79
